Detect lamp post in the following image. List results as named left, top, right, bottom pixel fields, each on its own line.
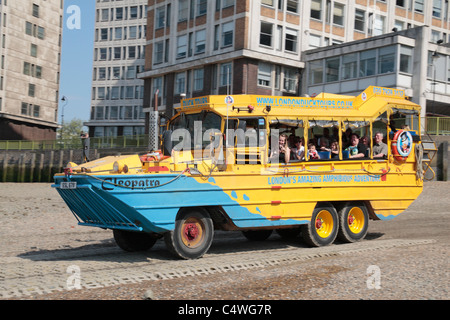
left=60, top=96, right=68, bottom=142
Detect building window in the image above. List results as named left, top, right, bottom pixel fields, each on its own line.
left=222, top=0, right=235, bottom=8
left=127, top=66, right=136, bottom=79
left=194, top=68, right=204, bottom=91
left=179, top=0, right=188, bottom=22
left=342, top=53, right=357, bottom=80
left=156, top=6, right=166, bottom=29
left=260, top=22, right=273, bottom=47
left=177, top=35, right=187, bottom=59
left=373, top=15, right=385, bottom=36
left=110, top=106, right=119, bottom=120
left=175, top=72, right=186, bottom=94
left=130, top=6, right=139, bottom=19
left=283, top=67, right=297, bottom=92
left=97, top=87, right=106, bottom=100
left=399, top=46, right=413, bottom=74
left=326, top=57, right=340, bottom=82
left=261, top=0, right=274, bottom=6
left=154, top=41, right=164, bottom=64
left=197, top=0, right=207, bottom=16
left=220, top=62, right=232, bottom=87
left=414, top=0, right=424, bottom=13
left=37, top=26, right=45, bottom=40
left=129, top=26, right=137, bottom=39
left=33, top=105, right=40, bottom=118
left=116, top=8, right=124, bottom=20
left=285, top=28, right=297, bottom=53
left=258, top=62, right=272, bottom=87
left=195, top=29, right=206, bottom=54
left=125, top=86, right=134, bottom=99
left=101, top=9, right=109, bottom=22
left=311, top=0, right=322, bottom=20
left=96, top=106, right=104, bottom=120
left=287, top=0, right=298, bottom=13
left=221, top=22, right=234, bottom=48
left=114, top=27, right=122, bottom=40
left=128, top=46, right=136, bottom=59
left=32, top=4, right=39, bottom=18
left=309, top=60, right=323, bottom=84
left=30, top=44, right=38, bottom=57
left=359, top=50, right=376, bottom=77
left=355, top=9, right=365, bottom=32
left=214, top=25, right=220, bottom=50
left=378, top=46, right=395, bottom=74
left=333, top=3, right=344, bottom=26
left=433, top=0, right=442, bottom=18
left=28, top=84, right=36, bottom=97
left=21, top=102, right=29, bottom=116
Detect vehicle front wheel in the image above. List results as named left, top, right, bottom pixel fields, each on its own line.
left=301, top=203, right=338, bottom=247
left=164, top=209, right=214, bottom=260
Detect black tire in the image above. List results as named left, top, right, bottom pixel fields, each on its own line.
left=276, top=227, right=301, bottom=239
left=164, top=209, right=214, bottom=260
left=301, top=203, right=338, bottom=247
left=113, top=229, right=157, bottom=252
left=242, top=229, right=273, bottom=241
left=337, top=202, right=369, bottom=243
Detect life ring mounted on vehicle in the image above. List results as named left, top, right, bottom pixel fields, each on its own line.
left=391, top=130, right=413, bottom=161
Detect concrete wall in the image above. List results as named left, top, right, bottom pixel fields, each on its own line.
left=0, top=147, right=147, bottom=183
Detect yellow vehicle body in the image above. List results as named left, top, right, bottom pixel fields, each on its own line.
left=54, top=86, right=424, bottom=259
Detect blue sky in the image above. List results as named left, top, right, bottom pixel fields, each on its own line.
left=59, top=1, right=96, bottom=124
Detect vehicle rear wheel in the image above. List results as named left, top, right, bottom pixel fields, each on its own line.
left=337, top=202, right=369, bottom=243
left=242, top=229, right=273, bottom=241
left=113, top=229, right=157, bottom=252
left=301, top=203, right=338, bottom=247
left=164, top=209, right=214, bottom=260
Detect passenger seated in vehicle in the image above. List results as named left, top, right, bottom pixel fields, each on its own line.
left=330, top=139, right=339, bottom=158
left=319, top=138, right=330, bottom=152
left=308, top=143, right=320, bottom=160
left=373, top=132, right=388, bottom=159
left=292, top=136, right=305, bottom=160
left=361, top=135, right=370, bottom=156
left=345, top=133, right=367, bottom=158
left=269, top=133, right=291, bottom=164
left=318, top=128, right=330, bottom=148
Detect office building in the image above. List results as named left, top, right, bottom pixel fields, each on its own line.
left=85, top=0, right=148, bottom=138
left=0, top=0, right=64, bottom=140
left=139, top=0, right=450, bottom=123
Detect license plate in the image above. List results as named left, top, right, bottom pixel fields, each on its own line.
left=60, top=182, right=77, bottom=189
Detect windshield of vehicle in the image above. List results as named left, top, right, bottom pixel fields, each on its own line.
left=169, top=111, right=222, bottom=150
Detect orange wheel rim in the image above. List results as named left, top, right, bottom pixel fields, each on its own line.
left=180, top=217, right=204, bottom=248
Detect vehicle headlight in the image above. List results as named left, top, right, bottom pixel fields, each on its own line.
left=113, top=161, right=121, bottom=173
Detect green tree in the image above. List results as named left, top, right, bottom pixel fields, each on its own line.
left=58, top=118, right=84, bottom=148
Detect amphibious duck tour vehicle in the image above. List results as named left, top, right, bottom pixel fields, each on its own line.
left=53, top=86, right=431, bottom=259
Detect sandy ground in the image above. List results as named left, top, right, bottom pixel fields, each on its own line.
left=0, top=182, right=448, bottom=302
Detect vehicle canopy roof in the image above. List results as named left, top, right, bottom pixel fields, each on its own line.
left=176, top=86, right=420, bottom=123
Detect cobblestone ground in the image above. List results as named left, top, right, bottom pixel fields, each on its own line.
left=0, top=182, right=448, bottom=301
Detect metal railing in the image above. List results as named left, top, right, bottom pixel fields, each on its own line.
left=0, top=134, right=150, bottom=151
left=426, top=117, right=450, bottom=135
